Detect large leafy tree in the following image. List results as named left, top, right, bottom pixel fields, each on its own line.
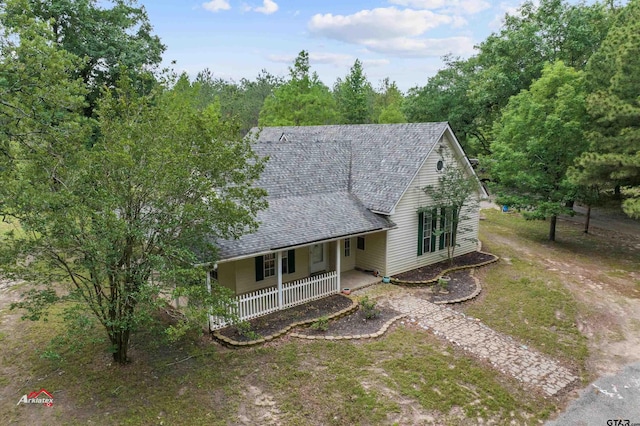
left=1, top=3, right=267, bottom=364
left=406, top=0, right=612, bottom=157
left=374, top=78, right=406, bottom=124
left=334, top=59, right=374, bottom=124
left=489, top=61, right=589, bottom=241
left=259, top=51, right=338, bottom=126
left=572, top=0, right=640, bottom=218
left=405, top=56, right=485, bottom=155
left=187, top=69, right=282, bottom=135
left=470, top=0, right=611, bottom=127
left=11, top=0, right=165, bottom=116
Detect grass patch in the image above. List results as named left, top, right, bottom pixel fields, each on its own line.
left=0, top=310, right=556, bottom=425
left=378, top=330, right=553, bottom=421
left=466, top=209, right=627, bottom=380
left=481, top=209, right=638, bottom=272
left=466, top=263, right=588, bottom=364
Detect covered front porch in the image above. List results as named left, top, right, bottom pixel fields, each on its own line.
left=209, top=232, right=386, bottom=330
left=208, top=269, right=381, bottom=330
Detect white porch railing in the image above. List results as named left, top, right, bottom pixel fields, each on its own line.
left=210, top=271, right=338, bottom=330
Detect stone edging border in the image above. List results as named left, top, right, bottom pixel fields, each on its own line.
left=390, top=251, right=499, bottom=286
left=290, top=314, right=407, bottom=341
left=212, top=296, right=359, bottom=347
left=433, top=269, right=482, bottom=305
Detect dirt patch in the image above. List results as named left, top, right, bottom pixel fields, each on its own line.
left=237, top=385, right=282, bottom=425
left=216, top=294, right=353, bottom=342
left=297, top=306, right=401, bottom=337
left=393, top=251, right=496, bottom=282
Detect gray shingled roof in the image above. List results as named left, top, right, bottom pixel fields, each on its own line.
left=216, top=192, right=393, bottom=259
left=253, top=123, right=449, bottom=212
left=216, top=123, right=449, bottom=260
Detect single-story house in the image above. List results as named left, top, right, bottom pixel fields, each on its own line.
left=209, top=123, right=487, bottom=328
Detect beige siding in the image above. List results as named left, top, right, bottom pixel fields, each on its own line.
left=355, top=232, right=387, bottom=275
left=386, top=133, right=480, bottom=276
left=341, top=237, right=356, bottom=272
left=216, top=262, right=236, bottom=292
left=220, top=247, right=311, bottom=295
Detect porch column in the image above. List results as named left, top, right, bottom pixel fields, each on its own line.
left=206, top=270, right=211, bottom=331
left=277, top=251, right=283, bottom=308
left=335, top=240, right=341, bottom=293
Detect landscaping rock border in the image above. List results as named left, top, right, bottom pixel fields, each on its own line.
left=212, top=298, right=359, bottom=347
left=433, top=269, right=482, bottom=305
left=391, top=251, right=499, bottom=286
left=290, top=313, right=407, bottom=341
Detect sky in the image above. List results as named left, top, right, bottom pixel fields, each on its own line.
left=139, top=0, right=541, bottom=92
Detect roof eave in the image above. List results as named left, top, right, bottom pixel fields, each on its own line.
left=216, top=225, right=396, bottom=264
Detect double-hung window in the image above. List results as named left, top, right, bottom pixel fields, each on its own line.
left=255, top=250, right=296, bottom=281
left=417, top=209, right=437, bottom=255
left=418, top=206, right=457, bottom=255
left=263, top=253, right=276, bottom=278
left=344, top=238, right=351, bottom=257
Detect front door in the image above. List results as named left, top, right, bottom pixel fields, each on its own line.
left=309, top=243, right=326, bottom=274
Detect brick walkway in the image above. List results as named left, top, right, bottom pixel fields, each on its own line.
left=384, top=295, right=578, bottom=396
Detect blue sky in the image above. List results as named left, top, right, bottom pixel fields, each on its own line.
left=140, top=1, right=549, bottom=92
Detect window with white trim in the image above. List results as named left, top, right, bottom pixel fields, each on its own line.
left=264, top=253, right=276, bottom=278
left=422, top=210, right=433, bottom=254
left=344, top=238, right=351, bottom=257
left=444, top=208, right=454, bottom=248
left=281, top=251, right=289, bottom=274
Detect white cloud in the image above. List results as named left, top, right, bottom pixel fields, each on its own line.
left=389, top=0, right=490, bottom=15
left=489, top=2, right=521, bottom=30
left=202, top=0, right=231, bottom=12
left=308, top=7, right=476, bottom=58
left=254, top=0, right=278, bottom=15
left=362, top=36, right=475, bottom=57
left=389, top=0, right=446, bottom=8
left=361, top=59, right=391, bottom=67
left=309, top=7, right=453, bottom=43
left=457, top=0, right=491, bottom=14
left=268, top=52, right=353, bottom=67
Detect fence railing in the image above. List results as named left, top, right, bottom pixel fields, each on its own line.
left=210, top=271, right=338, bottom=330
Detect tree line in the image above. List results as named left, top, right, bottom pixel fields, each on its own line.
left=1, top=0, right=638, bottom=364
left=177, top=0, right=639, bottom=241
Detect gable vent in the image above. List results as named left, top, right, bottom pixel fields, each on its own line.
left=279, top=133, right=288, bottom=142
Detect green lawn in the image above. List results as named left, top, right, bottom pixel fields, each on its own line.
left=1, top=316, right=556, bottom=425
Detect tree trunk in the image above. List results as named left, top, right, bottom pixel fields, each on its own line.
left=110, top=329, right=131, bottom=364
left=584, top=205, right=591, bottom=234
left=549, top=215, right=557, bottom=241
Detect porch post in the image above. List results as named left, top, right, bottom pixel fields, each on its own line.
left=335, top=240, right=341, bottom=293
left=277, top=251, right=283, bottom=308
left=206, top=270, right=211, bottom=331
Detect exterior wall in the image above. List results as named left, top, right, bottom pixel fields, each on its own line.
left=355, top=232, right=387, bottom=276
left=340, top=237, right=356, bottom=272
left=216, top=262, right=236, bottom=292
left=223, top=247, right=311, bottom=295
left=386, top=133, right=481, bottom=277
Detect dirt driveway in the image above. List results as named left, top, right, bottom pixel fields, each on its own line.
left=485, top=202, right=640, bottom=376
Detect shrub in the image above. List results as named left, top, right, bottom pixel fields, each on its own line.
left=310, top=316, right=329, bottom=332
left=359, top=296, right=381, bottom=320
left=236, top=321, right=261, bottom=340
